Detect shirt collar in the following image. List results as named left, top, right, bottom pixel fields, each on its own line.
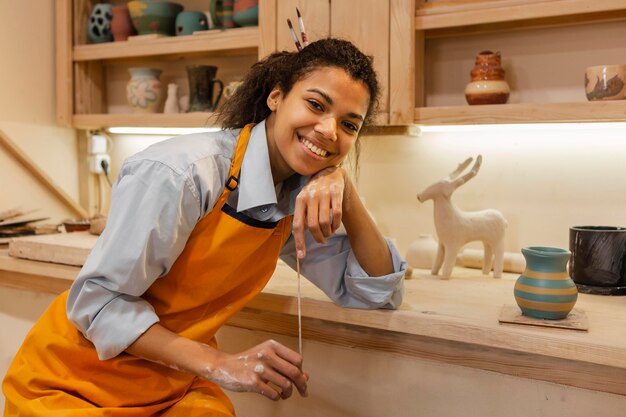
left=236, top=120, right=278, bottom=212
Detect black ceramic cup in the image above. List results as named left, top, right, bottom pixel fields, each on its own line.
left=569, top=226, right=626, bottom=295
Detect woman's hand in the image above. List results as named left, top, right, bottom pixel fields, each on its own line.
left=201, top=339, right=308, bottom=401
left=292, top=166, right=347, bottom=259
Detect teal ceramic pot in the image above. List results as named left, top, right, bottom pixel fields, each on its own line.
left=87, top=3, right=113, bottom=43
left=176, top=11, right=208, bottom=35
left=128, top=1, right=184, bottom=36
left=233, top=0, right=258, bottom=27
left=514, top=246, right=578, bottom=320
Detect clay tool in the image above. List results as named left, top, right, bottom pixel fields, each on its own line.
left=297, top=257, right=302, bottom=355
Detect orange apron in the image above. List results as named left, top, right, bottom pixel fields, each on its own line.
left=3, top=124, right=293, bottom=417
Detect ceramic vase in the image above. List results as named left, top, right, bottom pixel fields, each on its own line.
left=514, top=246, right=578, bottom=320
left=126, top=68, right=163, bottom=113
left=176, top=10, right=208, bottom=36
left=221, top=0, right=236, bottom=28
left=111, top=5, right=136, bottom=41
left=465, top=50, right=510, bottom=105
left=233, top=0, right=259, bottom=27
left=163, top=83, right=180, bottom=113
left=405, top=234, right=438, bottom=269
left=186, top=65, right=224, bottom=112
left=87, top=3, right=113, bottom=43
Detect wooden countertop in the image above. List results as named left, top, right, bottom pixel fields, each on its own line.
left=1, top=249, right=625, bottom=396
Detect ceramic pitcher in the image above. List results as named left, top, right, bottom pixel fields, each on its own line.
left=514, top=246, right=578, bottom=320
left=186, top=65, right=224, bottom=112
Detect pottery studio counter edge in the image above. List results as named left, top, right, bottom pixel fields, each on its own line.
left=1, top=248, right=625, bottom=396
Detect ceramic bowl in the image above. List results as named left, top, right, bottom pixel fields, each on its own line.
left=569, top=226, right=626, bottom=295
left=585, top=65, right=626, bottom=101
left=62, top=218, right=91, bottom=233
left=128, top=1, right=184, bottom=36
left=175, top=10, right=208, bottom=35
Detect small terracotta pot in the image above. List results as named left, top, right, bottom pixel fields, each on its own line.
left=465, top=50, right=510, bottom=105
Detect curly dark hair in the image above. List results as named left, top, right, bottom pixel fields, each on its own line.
left=216, top=38, right=380, bottom=131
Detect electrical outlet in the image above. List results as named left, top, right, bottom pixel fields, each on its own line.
left=89, top=154, right=111, bottom=174
left=90, top=134, right=108, bottom=154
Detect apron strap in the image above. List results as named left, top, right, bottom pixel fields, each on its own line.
left=224, top=123, right=255, bottom=192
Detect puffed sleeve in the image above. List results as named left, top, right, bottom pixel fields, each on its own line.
left=66, top=158, right=215, bottom=360
left=279, top=232, right=406, bottom=309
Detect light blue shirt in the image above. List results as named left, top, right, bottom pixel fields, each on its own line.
left=67, top=121, right=406, bottom=360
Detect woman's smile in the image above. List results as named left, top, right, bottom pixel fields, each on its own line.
left=265, top=66, right=370, bottom=183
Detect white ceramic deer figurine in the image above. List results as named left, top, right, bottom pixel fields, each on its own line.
left=417, top=155, right=507, bottom=279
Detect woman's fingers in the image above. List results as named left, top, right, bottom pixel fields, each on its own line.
left=292, top=167, right=346, bottom=256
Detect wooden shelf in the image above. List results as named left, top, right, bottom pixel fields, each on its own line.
left=72, top=113, right=219, bottom=129
left=73, top=27, right=259, bottom=61
left=416, top=0, right=626, bottom=32
left=414, top=101, right=626, bottom=125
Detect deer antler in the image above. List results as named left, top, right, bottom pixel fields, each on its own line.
left=452, top=155, right=482, bottom=187
left=448, top=157, right=474, bottom=180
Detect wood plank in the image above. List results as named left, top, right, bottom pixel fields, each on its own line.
left=414, top=101, right=626, bottom=125
left=73, top=27, right=259, bottom=61
left=72, top=112, right=220, bottom=129
left=331, top=0, right=390, bottom=124
left=389, top=0, right=416, bottom=124
left=0, top=130, right=89, bottom=218
left=416, top=0, right=626, bottom=30
left=8, top=232, right=98, bottom=266
left=55, top=0, right=73, bottom=127
left=0, top=249, right=79, bottom=281
left=258, top=0, right=277, bottom=58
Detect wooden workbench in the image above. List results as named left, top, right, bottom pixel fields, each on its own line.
left=1, top=249, right=625, bottom=396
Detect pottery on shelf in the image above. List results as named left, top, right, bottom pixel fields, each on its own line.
left=405, top=234, right=438, bottom=270
left=163, top=83, right=180, bottom=113
left=514, top=246, right=578, bottom=320
left=569, top=226, right=626, bottom=295
left=465, top=50, right=510, bottom=105
left=233, top=0, right=259, bottom=27
left=87, top=3, right=113, bottom=43
left=126, top=67, right=163, bottom=113
left=186, top=65, right=224, bottom=112
left=585, top=65, right=626, bottom=101
left=111, top=5, right=136, bottom=41
left=176, top=10, right=208, bottom=35
left=128, top=1, right=184, bottom=36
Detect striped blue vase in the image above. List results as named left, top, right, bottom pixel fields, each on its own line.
left=514, top=246, right=578, bottom=320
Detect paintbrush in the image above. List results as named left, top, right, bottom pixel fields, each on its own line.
left=296, top=8, right=308, bottom=47
left=287, top=18, right=302, bottom=51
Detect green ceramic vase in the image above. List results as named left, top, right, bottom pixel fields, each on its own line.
left=514, top=246, right=578, bottom=320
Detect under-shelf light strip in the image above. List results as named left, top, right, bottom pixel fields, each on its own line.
left=417, top=122, right=626, bottom=133
left=106, top=127, right=220, bottom=135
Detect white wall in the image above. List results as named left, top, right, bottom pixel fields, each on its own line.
left=0, top=0, right=78, bottom=223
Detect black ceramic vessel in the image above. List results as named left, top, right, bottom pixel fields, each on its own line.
left=569, top=226, right=626, bottom=295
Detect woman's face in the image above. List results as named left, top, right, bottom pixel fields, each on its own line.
left=265, top=67, right=370, bottom=183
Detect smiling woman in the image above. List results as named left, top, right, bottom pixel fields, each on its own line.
left=2, top=38, right=406, bottom=417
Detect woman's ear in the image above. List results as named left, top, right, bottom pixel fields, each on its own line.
left=267, top=88, right=282, bottom=111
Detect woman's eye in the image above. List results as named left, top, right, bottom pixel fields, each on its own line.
left=307, top=100, right=323, bottom=111
left=342, top=121, right=359, bottom=132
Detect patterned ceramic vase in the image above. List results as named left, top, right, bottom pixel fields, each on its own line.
left=87, top=3, right=113, bottom=43
left=465, top=50, right=510, bottom=105
left=126, top=68, right=163, bottom=113
left=514, top=246, right=578, bottom=320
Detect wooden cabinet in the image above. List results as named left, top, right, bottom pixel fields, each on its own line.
left=57, top=0, right=414, bottom=129
left=57, top=0, right=264, bottom=129
left=414, top=0, right=626, bottom=125
left=262, top=0, right=415, bottom=125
